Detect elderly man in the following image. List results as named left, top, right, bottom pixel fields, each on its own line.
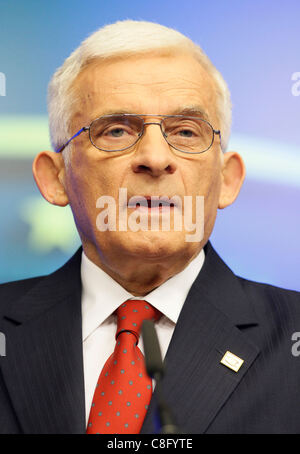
left=0, top=20, right=299, bottom=435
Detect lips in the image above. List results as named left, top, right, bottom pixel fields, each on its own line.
left=127, top=195, right=179, bottom=211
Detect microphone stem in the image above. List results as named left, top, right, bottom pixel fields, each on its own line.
left=153, top=373, right=180, bottom=434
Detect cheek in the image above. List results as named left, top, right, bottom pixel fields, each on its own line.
left=186, top=155, right=220, bottom=196
left=65, top=151, right=131, bottom=235
left=68, top=147, right=116, bottom=199
left=186, top=155, right=221, bottom=221
left=204, top=168, right=222, bottom=234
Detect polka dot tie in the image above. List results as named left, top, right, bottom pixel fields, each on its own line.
left=86, top=300, right=161, bottom=434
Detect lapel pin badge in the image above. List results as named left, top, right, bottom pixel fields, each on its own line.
left=220, top=351, right=244, bottom=372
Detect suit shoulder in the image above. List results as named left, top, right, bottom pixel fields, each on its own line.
left=237, top=275, right=300, bottom=319
left=0, top=249, right=82, bottom=317
left=237, top=276, right=300, bottom=298
left=0, top=276, right=44, bottom=309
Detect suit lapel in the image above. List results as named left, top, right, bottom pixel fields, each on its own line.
left=141, top=241, right=260, bottom=434
left=0, top=248, right=86, bottom=434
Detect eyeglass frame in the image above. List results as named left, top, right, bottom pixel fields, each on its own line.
left=55, top=113, right=222, bottom=155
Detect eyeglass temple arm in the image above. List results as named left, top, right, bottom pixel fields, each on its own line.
left=214, top=129, right=222, bottom=150
left=55, top=126, right=89, bottom=153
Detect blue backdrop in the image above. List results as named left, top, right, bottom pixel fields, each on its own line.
left=0, top=0, right=299, bottom=290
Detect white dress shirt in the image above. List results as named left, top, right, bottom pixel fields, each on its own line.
left=81, top=248, right=205, bottom=424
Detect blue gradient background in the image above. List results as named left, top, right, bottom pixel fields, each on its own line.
left=0, top=0, right=299, bottom=290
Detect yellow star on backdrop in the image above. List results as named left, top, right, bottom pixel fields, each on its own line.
left=20, top=197, right=80, bottom=253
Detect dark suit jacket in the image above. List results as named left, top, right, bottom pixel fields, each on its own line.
left=0, top=241, right=300, bottom=434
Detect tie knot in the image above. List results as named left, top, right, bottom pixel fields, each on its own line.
left=116, top=300, right=161, bottom=344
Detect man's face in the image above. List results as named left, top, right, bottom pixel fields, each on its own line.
left=62, top=53, right=224, bottom=267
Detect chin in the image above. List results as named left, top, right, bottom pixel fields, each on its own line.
left=109, top=230, right=198, bottom=261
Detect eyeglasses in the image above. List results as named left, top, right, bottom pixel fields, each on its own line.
left=55, top=114, right=221, bottom=154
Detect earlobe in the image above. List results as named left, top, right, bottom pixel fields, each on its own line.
left=218, top=151, right=246, bottom=209
left=32, top=151, right=69, bottom=207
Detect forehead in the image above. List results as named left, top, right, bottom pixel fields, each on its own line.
left=72, top=53, right=218, bottom=125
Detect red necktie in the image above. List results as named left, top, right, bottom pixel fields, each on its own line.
left=86, top=300, right=161, bottom=434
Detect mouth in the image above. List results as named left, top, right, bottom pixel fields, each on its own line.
left=127, top=195, right=178, bottom=212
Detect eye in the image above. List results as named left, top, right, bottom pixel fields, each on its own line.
left=93, top=123, right=135, bottom=140
left=177, top=128, right=195, bottom=137
left=105, top=126, right=129, bottom=137
left=164, top=118, right=202, bottom=139
left=102, top=123, right=136, bottom=137
left=168, top=125, right=199, bottom=138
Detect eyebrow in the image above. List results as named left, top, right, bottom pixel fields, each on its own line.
left=94, top=105, right=210, bottom=120
left=170, top=106, right=210, bottom=120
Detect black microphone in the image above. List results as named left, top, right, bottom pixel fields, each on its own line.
left=142, top=319, right=180, bottom=434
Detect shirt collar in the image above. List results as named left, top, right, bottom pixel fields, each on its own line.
left=81, top=249, right=205, bottom=342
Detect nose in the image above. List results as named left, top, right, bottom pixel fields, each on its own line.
left=131, top=122, right=177, bottom=177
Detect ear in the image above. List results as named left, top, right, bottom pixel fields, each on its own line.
left=218, top=151, right=246, bottom=209
left=32, top=151, right=69, bottom=206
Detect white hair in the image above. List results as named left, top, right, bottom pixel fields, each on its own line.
left=48, top=20, right=231, bottom=162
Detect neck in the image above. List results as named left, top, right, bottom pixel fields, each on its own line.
left=81, top=241, right=201, bottom=296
